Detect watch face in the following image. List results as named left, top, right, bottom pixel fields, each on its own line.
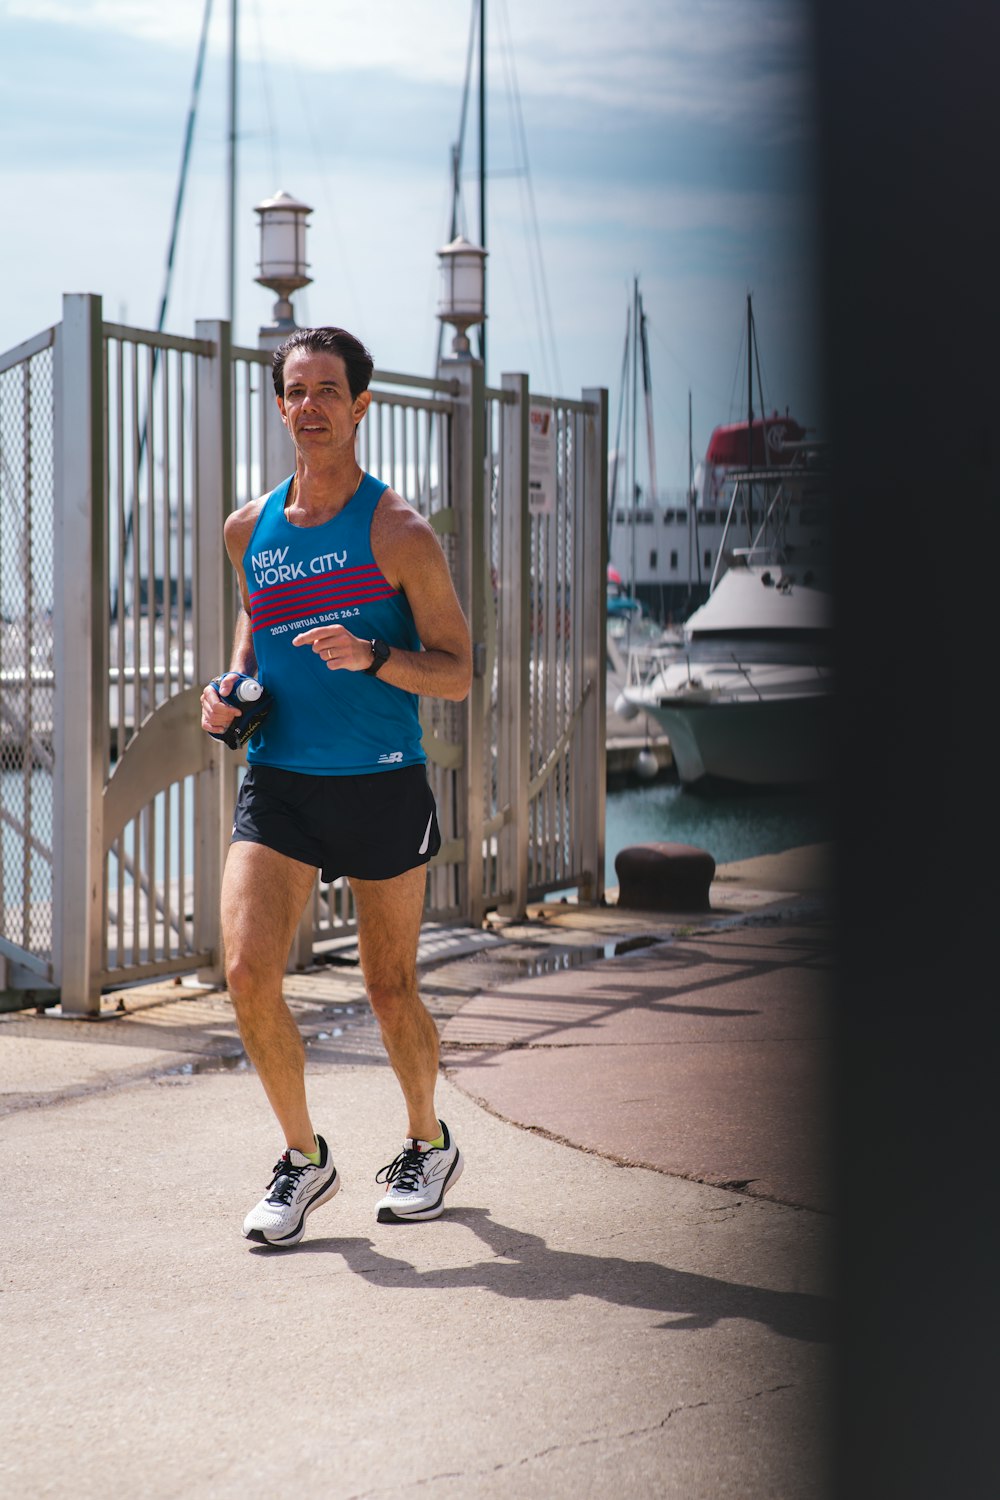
left=368, top=638, right=390, bottom=674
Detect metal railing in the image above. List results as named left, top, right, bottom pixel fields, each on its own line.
left=0, top=294, right=607, bottom=1012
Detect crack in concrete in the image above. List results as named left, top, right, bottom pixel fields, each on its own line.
left=342, top=1385, right=798, bottom=1497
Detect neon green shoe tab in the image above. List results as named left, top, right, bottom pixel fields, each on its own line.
left=426, top=1133, right=445, bottom=1151
left=303, top=1142, right=322, bottom=1165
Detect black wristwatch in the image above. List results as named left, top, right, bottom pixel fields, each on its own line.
left=364, top=638, right=390, bottom=676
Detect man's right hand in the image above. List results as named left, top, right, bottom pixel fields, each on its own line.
left=200, top=673, right=241, bottom=736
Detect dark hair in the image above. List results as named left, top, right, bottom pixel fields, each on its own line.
left=271, top=326, right=374, bottom=400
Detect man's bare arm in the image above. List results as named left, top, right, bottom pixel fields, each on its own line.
left=293, top=493, right=472, bottom=701
left=200, top=501, right=263, bottom=735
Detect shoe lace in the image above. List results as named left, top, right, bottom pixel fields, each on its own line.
left=266, top=1154, right=309, bottom=1207
left=375, top=1144, right=429, bottom=1195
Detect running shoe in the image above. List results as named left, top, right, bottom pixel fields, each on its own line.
left=374, top=1120, right=463, bottom=1223
left=242, top=1135, right=340, bottom=1247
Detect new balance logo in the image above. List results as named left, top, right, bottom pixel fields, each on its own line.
left=377, top=751, right=404, bottom=764
left=420, top=1151, right=450, bottom=1182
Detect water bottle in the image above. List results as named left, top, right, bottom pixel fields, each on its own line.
left=209, top=673, right=273, bottom=750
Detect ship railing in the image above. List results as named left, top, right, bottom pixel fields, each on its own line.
left=623, top=639, right=685, bottom=692
left=710, top=459, right=829, bottom=594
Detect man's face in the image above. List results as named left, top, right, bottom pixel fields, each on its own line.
left=277, top=348, right=371, bottom=454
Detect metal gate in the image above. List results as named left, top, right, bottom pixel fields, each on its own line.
left=0, top=294, right=606, bottom=1014
left=483, top=375, right=608, bottom=914
left=1, top=325, right=57, bottom=1003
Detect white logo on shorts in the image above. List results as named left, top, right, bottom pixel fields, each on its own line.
left=418, top=813, right=434, bottom=855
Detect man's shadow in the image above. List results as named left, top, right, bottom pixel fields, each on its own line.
left=255, top=1206, right=833, bottom=1343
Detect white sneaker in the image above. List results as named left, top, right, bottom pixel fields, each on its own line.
left=374, top=1120, right=463, bottom=1223
left=242, top=1135, right=340, bottom=1247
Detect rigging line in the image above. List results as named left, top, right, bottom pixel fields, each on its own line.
left=436, top=0, right=480, bottom=371
left=639, top=292, right=658, bottom=502
left=496, top=24, right=552, bottom=392
left=645, top=318, right=720, bottom=425
left=751, top=298, right=771, bottom=419
left=284, top=54, right=363, bottom=319
left=608, top=304, right=631, bottom=549
left=119, top=0, right=213, bottom=604
left=453, top=0, right=479, bottom=228
left=497, top=0, right=562, bottom=394
left=226, top=0, right=238, bottom=329
left=250, top=0, right=281, bottom=188
left=155, top=0, right=214, bottom=337
left=726, top=308, right=748, bottom=427
left=494, top=0, right=545, bottom=378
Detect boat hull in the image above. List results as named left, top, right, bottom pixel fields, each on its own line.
left=640, top=691, right=834, bottom=786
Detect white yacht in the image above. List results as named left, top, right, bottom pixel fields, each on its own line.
left=621, top=460, right=833, bottom=787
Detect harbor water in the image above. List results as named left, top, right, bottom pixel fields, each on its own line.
left=604, top=779, right=833, bottom=891
left=3, top=769, right=833, bottom=916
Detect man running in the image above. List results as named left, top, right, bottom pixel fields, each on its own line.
left=200, top=326, right=472, bottom=1245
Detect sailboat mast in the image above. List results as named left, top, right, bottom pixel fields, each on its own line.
left=689, top=388, right=701, bottom=591
left=747, top=291, right=756, bottom=463
left=608, top=304, right=631, bottom=549
left=629, top=275, right=639, bottom=610
left=226, top=0, right=238, bottom=328
left=639, top=293, right=658, bottom=505
left=746, top=290, right=755, bottom=538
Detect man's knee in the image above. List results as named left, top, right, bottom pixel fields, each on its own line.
left=367, top=972, right=420, bottom=1026
left=225, top=942, right=284, bottom=1007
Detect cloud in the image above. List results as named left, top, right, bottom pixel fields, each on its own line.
left=0, top=0, right=821, bottom=486
left=3, top=0, right=815, bottom=132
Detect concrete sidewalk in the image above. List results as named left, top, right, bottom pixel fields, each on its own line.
left=0, top=847, right=834, bottom=1499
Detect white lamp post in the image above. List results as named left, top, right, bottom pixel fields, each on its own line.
left=255, top=189, right=313, bottom=331
left=437, top=234, right=487, bottom=358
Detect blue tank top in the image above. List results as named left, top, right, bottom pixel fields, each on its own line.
left=242, top=472, right=425, bottom=775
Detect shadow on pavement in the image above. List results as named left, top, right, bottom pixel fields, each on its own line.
left=250, top=1206, right=833, bottom=1345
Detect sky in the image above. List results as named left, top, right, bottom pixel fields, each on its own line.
left=0, top=0, right=821, bottom=494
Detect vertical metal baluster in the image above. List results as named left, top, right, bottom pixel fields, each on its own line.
left=162, top=347, right=173, bottom=704
left=180, top=774, right=190, bottom=955
left=127, top=343, right=140, bottom=962
left=487, top=396, right=499, bottom=905
left=163, top=777, right=173, bottom=961
left=178, top=353, right=188, bottom=688
left=109, top=339, right=121, bottom=969
left=129, top=342, right=141, bottom=755
left=577, top=404, right=589, bottom=882
left=114, top=339, right=126, bottom=970
left=144, top=346, right=157, bottom=962
left=177, top=357, right=189, bottom=952
left=146, top=342, right=156, bottom=713
left=19, top=360, right=33, bottom=947
left=556, top=406, right=567, bottom=883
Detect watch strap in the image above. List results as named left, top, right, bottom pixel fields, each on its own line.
left=364, top=638, right=390, bottom=676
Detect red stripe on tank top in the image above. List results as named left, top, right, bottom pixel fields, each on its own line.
left=250, top=577, right=398, bottom=631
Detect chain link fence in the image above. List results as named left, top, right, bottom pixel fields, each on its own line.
left=0, top=332, right=57, bottom=973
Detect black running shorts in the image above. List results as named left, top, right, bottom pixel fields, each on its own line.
left=231, top=763, right=441, bottom=883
